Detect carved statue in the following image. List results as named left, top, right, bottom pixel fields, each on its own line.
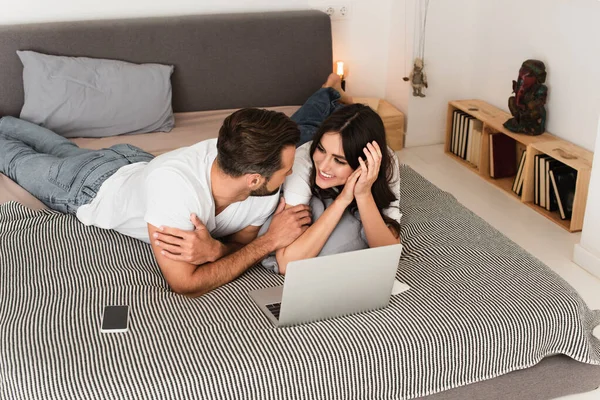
left=503, top=59, right=548, bottom=135
left=408, top=58, right=427, bottom=98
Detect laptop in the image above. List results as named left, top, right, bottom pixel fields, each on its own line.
left=249, top=244, right=402, bottom=327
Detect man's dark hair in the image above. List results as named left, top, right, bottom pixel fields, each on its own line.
left=217, top=108, right=300, bottom=179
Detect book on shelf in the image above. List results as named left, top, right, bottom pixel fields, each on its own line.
left=464, top=115, right=471, bottom=160
left=458, top=112, right=466, bottom=157
left=460, top=113, right=467, bottom=157
left=459, top=112, right=469, bottom=160
left=449, top=111, right=482, bottom=167
left=451, top=110, right=459, bottom=155
left=534, top=154, right=539, bottom=204
left=549, top=165, right=578, bottom=220
left=537, top=154, right=550, bottom=208
left=474, top=129, right=480, bottom=163
left=489, top=134, right=517, bottom=179
left=450, top=111, right=471, bottom=161
left=466, top=117, right=473, bottom=163
left=544, top=159, right=560, bottom=212
left=512, top=150, right=527, bottom=195
left=470, top=120, right=483, bottom=167
left=451, top=110, right=466, bottom=157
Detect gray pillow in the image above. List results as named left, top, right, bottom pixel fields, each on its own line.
left=17, top=50, right=175, bottom=138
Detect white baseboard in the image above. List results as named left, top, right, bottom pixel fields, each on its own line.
left=573, top=244, right=600, bottom=279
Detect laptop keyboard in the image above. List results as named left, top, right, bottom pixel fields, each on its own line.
left=266, top=303, right=281, bottom=320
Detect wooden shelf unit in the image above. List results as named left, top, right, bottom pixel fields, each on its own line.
left=445, top=99, right=593, bottom=232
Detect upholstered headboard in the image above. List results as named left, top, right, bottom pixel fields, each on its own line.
left=0, top=10, right=332, bottom=116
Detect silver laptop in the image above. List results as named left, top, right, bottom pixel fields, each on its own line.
left=249, top=244, right=402, bottom=327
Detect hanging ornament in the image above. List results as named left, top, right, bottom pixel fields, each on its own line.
left=408, top=57, right=427, bottom=97
left=403, top=0, right=430, bottom=98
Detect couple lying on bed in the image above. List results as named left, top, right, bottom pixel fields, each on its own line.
left=0, top=74, right=401, bottom=297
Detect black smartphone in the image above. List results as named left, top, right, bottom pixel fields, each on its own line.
left=101, top=305, right=129, bottom=333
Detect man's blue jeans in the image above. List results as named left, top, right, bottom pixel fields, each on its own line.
left=293, top=87, right=343, bottom=147
left=0, top=117, right=153, bottom=214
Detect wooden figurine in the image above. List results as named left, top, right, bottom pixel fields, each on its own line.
left=504, top=59, right=548, bottom=136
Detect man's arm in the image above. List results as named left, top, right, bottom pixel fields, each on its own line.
left=206, top=225, right=262, bottom=261
left=153, top=214, right=257, bottom=265
left=218, top=224, right=262, bottom=254
left=148, top=200, right=311, bottom=297
left=148, top=223, right=275, bottom=297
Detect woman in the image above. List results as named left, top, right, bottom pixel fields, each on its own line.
left=268, top=73, right=401, bottom=274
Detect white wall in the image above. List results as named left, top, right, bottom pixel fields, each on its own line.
left=574, top=115, right=600, bottom=278
left=0, top=0, right=306, bottom=24
left=384, top=0, right=412, bottom=117
left=1, top=0, right=393, bottom=99
left=397, top=0, right=600, bottom=150
left=400, top=0, right=481, bottom=147
left=326, top=0, right=393, bottom=98
left=471, top=0, right=600, bottom=151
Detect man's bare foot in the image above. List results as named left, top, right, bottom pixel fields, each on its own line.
left=322, top=73, right=353, bottom=104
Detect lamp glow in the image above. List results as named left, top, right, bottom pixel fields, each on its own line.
left=336, top=61, right=344, bottom=78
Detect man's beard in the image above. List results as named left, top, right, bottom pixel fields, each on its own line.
left=250, top=181, right=280, bottom=197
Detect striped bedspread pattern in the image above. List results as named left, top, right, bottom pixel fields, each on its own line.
left=1, top=165, right=599, bottom=399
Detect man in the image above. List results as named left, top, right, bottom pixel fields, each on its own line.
left=0, top=109, right=311, bottom=297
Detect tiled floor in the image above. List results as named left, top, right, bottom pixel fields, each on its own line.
left=398, top=144, right=600, bottom=399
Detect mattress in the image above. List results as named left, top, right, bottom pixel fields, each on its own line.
left=0, top=107, right=300, bottom=210
left=1, top=161, right=599, bottom=399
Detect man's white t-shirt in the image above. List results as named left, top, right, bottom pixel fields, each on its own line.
left=76, top=139, right=280, bottom=243
left=282, top=141, right=402, bottom=223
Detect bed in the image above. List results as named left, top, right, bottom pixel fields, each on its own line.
left=1, top=11, right=599, bottom=400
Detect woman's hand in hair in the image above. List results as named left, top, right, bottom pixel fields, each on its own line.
left=354, top=141, right=382, bottom=200
left=337, top=167, right=362, bottom=206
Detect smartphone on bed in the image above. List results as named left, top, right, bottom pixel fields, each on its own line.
left=101, top=305, right=129, bottom=333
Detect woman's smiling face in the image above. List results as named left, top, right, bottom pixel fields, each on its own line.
left=312, top=132, right=354, bottom=189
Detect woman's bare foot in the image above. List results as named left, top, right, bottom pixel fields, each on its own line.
left=322, top=73, right=353, bottom=104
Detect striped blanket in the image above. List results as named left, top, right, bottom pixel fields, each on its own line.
left=1, top=166, right=599, bottom=399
